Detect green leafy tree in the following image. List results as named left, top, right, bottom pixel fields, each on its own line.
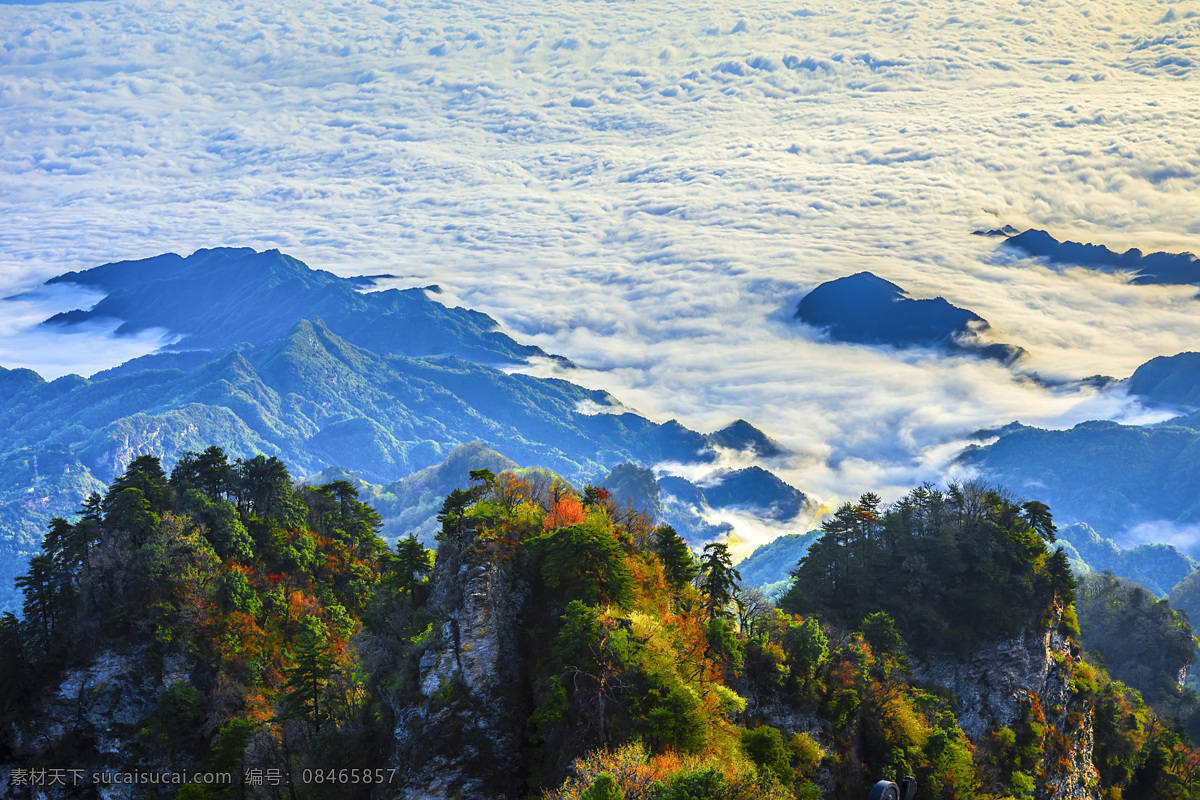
left=783, top=483, right=1067, bottom=653
left=552, top=601, right=627, bottom=746
left=554, top=600, right=602, bottom=668
left=536, top=516, right=633, bottom=608
left=861, top=611, right=906, bottom=667
left=221, top=569, right=263, bottom=616
left=785, top=617, right=828, bottom=695
left=582, top=772, right=624, bottom=800
left=742, top=725, right=795, bottom=786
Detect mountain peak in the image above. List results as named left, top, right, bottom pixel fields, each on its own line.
left=41, top=248, right=547, bottom=365
left=706, top=419, right=783, bottom=457
left=796, top=272, right=1022, bottom=363
left=1002, top=229, right=1200, bottom=286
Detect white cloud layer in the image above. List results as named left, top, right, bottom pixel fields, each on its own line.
left=2, top=0, right=1200, bottom=512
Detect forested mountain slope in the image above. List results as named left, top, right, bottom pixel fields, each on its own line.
left=0, top=250, right=792, bottom=613
left=958, top=417, right=1200, bottom=549
left=6, top=455, right=1200, bottom=799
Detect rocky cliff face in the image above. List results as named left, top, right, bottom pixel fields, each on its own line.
left=740, top=611, right=1099, bottom=800
left=911, top=615, right=1099, bottom=800
left=4, top=648, right=194, bottom=799
left=393, top=552, right=530, bottom=799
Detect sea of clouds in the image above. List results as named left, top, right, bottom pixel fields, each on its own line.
left=2, top=0, right=1199, bottom=519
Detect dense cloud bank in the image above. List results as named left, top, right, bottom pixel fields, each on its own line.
left=2, top=0, right=1199, bottom=503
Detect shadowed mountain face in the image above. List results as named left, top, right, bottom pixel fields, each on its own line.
left=959, top=348, right=1200, bottom=561
left=1, top=318, right=717, bottom=503
left=43, top=247, right=546, bottom=365
left=706, top=419, right=784, bottom=457
left=1054, top=523, right=1196, bottom=598
left=957, top=417, right=1200, bottom=549
left=1001, top=229, right=1200, bottom=286
left=0, top=320, right=720, bottom=611
left=795, top=272, right=1023, bottom=364
left=1127, top=352, right=1200, bottom=410
left=657, top=466, right=809, bottom=545
left=737, top=530, right=821, bottom=591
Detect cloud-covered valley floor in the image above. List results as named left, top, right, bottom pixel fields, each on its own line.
left=2, top=0, right=1200, bottom=508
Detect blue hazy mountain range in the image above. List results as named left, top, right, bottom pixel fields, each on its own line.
left=960, top=352, right=1200, bottom=554
left=1127, top=352, right=1200, bottom=410
left=41, top=247, right=549, bottom=365
left=959, top=417, right=1200, bottom=549
left=1001, top=229, right=1200, bottom=286
left=597, top=462, right=809, bottom=544
left=0, top=248, right=796, bottom=612
left=795, top=271, right=1025, bottom=364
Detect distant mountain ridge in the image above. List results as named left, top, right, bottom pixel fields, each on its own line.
left=0, top=248, right=795, bottom=613
left=44, top=247, right=548, bottom=365
left=960, top=347, right=1200, bottom=553
left=795, top=271, right=1024, bottom=363
left=1001, top=229, right=1200, bottom=286
left=1127, top=352, right=1200, bottom=410
left=1056, top=522, right=1197, bottom=597
left=958, top=418, right=1200, bottom=546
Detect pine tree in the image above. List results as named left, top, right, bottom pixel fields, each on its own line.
left=538, top=517, right=633, bottom=608
left=105, top=454, right=171, bottom=515
left=652, top=526, right=697, bottom=590
left=386, top=535, right=435, bottom=604
left=437, top=488, right=475, bottom=550
left=285, top=616, right=335, bottom=732
left=236, top=454, right=298, bottom=523
left=698, top=542, right=741, bottom=621
left=16, top=554, right=57, bottom=652
left=104, top=487, right=159, bottom=546
left=1047, top=547, right=1075, bottom=606
left=1021, top=500, right=1057, bottom=542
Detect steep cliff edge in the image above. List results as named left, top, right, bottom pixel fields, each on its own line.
left=394, top=554, right=531, bottom=799
left=911, top=612, right=1098, bottom=800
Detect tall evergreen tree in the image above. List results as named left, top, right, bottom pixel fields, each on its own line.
left=105, top=454, right=171, bottom=516
left=1021, top=500, right=1057, bottom=542
left=438, top=488, right=476, bottom=550
left=236, top=454, right=298, bottom=523
left=537, top=517, right=634, bottom=608
left=104, top=487, right=159, bottom=546
left=285, top=616, right=335, bottom=732
left=386, top=535, right=435, bottom=604
left=698, top=542, right=741, bottom=621
left=15, top=554, right=57, bottom=652
left=1046, top=547, right=1075, bottom=606
left=652, top=526, right=697, bottom=590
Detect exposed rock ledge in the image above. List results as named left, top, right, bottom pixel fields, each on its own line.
left=911, top=617, right=1099, bottom=800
